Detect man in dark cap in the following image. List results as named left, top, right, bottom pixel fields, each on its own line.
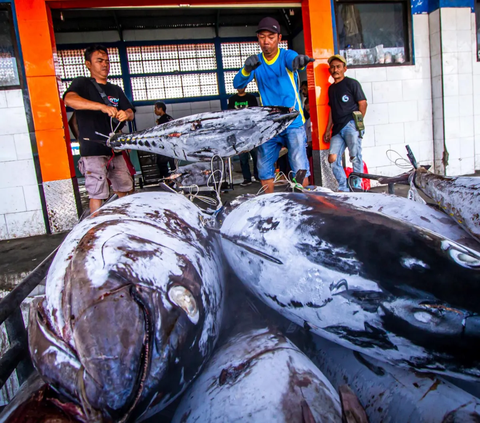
left=233, top=17, right=315, bottom=193
left=154, top=101, right=175, bottom=178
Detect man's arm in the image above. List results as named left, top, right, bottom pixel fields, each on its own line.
left=358, top=100, right=367, bottom=117
left=233, top=56, right=258, bottom=89
left=323, top=109, right=333, bottom=143
left=64, top=92, right=118, bottom=118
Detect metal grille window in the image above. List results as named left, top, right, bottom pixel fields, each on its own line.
left=335, top=2, right=411, bottom=66
left=126, top=44, right=218, bottom=101
left=0, top=5, right=20, bottom=88
left=56, top=48, right=123, bottom=97
left=221, top=41, right=288, bottom=94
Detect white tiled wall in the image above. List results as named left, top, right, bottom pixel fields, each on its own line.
left=0, top=90, right=45, bottom=240
left=472, top=13, right=480, bottom=171
left=344, top=14, right=434, bottom=177
left=134, top=100, right=222, bottom=131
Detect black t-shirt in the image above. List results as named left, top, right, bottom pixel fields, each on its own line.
left=228, top=93, right=258, bottom=109
left=64, top=77, right=134, bottom=157
left=156, top=113, right=173, bottom=125
left=328, top=76, right=366, bottom=135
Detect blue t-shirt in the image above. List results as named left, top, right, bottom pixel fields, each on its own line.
left=233, top=48, right=305, bottom=128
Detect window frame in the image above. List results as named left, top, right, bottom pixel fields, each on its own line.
left=333, top=0, right=413, bottom=68
left=0, top=2, right=23, bottom=90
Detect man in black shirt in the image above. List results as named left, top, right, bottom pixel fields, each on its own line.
left=228, top=88, right=259, bottom=186
left=323, top=54, right=367, bottom=191
left=154, top=102, right=175, bottom=178
left=64, top=44, right=135, bottom=213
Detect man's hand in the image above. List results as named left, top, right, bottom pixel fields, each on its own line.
left=116, top=110, right=129, bottom=122
left=101, top=104, right=118, bottom=118
left=323, top=131, right=331, bottom=143
left=244, top=55, right=261, bottom=73
left=292, top=55, right=315, bottom=72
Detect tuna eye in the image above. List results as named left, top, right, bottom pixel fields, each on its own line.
left=442, top=241, right=480, bottom=268
left=168, top=286, right=199, bottom=324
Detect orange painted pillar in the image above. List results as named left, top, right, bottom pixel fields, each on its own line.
left=302, top=0, right=335, bottom=186
left=15, top=0, right=79, bottom=232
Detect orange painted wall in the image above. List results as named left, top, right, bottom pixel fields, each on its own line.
left=15, top=0, right=73, bottom=182
left=302, top=0, right=335, bottom=151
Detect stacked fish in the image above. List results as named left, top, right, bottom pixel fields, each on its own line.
left=1, top=109, right=480, bottom=422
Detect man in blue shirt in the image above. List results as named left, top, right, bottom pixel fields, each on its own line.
left=233, top=17, right=314, bottom=193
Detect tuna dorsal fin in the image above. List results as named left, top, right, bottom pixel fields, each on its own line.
left=339, top=384, right=370, bottom=423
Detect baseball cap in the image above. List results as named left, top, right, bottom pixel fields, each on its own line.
left=256, top=17, right=281, bottom=34
left=327, top=54, right=347, bottom=65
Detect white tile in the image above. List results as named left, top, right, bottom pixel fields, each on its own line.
left=457, top=30, right=473, bottom=53
left=174, top=103, right=192, bottom=112
left=446, top=137, right=461, bottom=159
left=414, top=31, right=430, bottom=59
left=476, top=154, right=480, bottom=170
left=459, top=116, right=474, bottom=137
left=372, top=80, right=402, bottom=103
left=429, top=10, right=440, bottom=35
left=360, top=82, right=372, bottom=103
left=354, top=68, right=387, bottom=83
left=460, top=155, right=475, bottom=175
left=0, top=91, right=7, bottom=109
left=0, top=160, right=37, bottom=189
left=443, top=74, right=459, bottom=97
left=418, top=99, right=434, bottom=121
left=13, top=133, right=32, bottom=160
left=345, top=69, right=356, bottom=79
left=374, top=122, right=405, bottom=145
left=444, top=96, right=459, bottom=118
left=385, top=65, right=418, bottom=81
left=446, top=158, right=463, bottom=176
left=402, top=79, right=432, bottom=101
left=430, top=54, right=442, bottom=78
left=433, top=117, right=445, bottom=141
left=5, top=90, right=23, bottom=108
left=404, top=120, right=433, bottom=142
left=459, top=74, right=473, bottom=96
left=473, top=61, right=480, bottom=75
left=366, top=103, right=389, bottom=125
left=23, top=185, right=42, bottom=211
left=388, top=101, right=418, bottom=123
left=418, top=139, right=434, bottom=164
left=431, top=75, right=443, bottom=99
left=0, top=215, right=8, bottom=240
left=441, top=30, right=457, bottom=53
left=456, top=8, right=473, bottom=30
left=191, top=101, right=211, bottom=110
left=5, top=210, right=45, bottom=238
left=0, top=107, right=29, bottom=135
left=442, top=52, right=458, bottom=75
left=0, top=187, right=26, bottom=214
left=433, top=98, right=444, bottom=121
left=413, top=14, right=429, bottom=40
left=457, top=52, right=473, bottom=74
left=415, top=57, right=432, bottom=79
left=458, top=95, right=474, bottom=117
left=362, top=145, right=396, bottom=167
left=362, top=130, right=375, bottom=148
left=475, top=117, right=480, bottom=136
left=0, top=134, right=17, bottom=161
left=441, top=8, right=457, bottom=31
left=430, top=31, right=441, bottom=57
left=444, top=116, right=460, bottom=139
left=459, top=135, right=475, bottom=156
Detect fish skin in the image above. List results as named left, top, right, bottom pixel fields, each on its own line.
left=28, top=192, right=225, bottom=422
left=219, top=192, right=480, bottom=380
left=171, top=327, right=342, bottom=423
left=414, top=168, right=480, bottom=242
left=107, top=107, right=299, bottom=161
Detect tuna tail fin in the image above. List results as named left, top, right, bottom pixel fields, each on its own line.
left=339, top=384, right=370, bottom=423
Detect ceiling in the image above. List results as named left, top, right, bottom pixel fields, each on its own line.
left=51, top=7, right=304, bottom=37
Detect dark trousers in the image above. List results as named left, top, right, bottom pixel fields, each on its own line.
left=239, top=148, right=258, bottom=181
left=157, top=155, right=175, bottom=178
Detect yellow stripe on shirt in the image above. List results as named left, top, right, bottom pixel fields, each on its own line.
left=286, top=67, right=305, bottom=124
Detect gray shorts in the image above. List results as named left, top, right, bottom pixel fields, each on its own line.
left=78, top=155, right=133, bottom=200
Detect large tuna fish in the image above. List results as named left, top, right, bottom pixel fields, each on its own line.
left=28, top=192, right=224, bottom=422
left=413, top=167, right=480, bottom=242
left=172, top=327, right=342, bottom=423
left=218, top=192, right=480, bottom=380
left=107, top=107, right=299, bottom=161
left=323, top=190, right=480, bottom=252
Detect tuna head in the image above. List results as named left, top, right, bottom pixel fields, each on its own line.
left=29, top=194, right=224, bottom=422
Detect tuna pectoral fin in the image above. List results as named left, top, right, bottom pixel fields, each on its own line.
left=339, top=384, right=369, bottom=423
left=220, top=233, right=283, bottom=265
